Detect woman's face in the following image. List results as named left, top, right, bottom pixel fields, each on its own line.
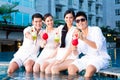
left=44, top=16, right=54, bottom=28
left=64, top=13, right=74, bottom=26
left=75, top=16, right=88, bottom=30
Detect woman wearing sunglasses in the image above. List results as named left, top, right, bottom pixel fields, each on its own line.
left=68, top=11, right=111, bottom=78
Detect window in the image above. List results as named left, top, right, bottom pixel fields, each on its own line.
left=23, top=13, right=29, bottom=26
left=116, top=20, right=120, bottom=27
left=15, top=12, right=22, bottom=25
left=68, top=0, right=72, bottom=5
left=79, top=0, right=83, bottom=9
left=88, top=16, right=92, bottom=26
left=115, top=0, right=120, bottom=4
left=96, top=18, right=99, bottom=26
left=96, top=6, right=99, bottom=14
left=115, top=9, right=120, bottom=15
left=56, top=7, right=62, bottom=19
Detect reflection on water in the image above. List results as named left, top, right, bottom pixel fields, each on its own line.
left=108, top=48, right=120, bottom=67
left=1, top=70, right=118, bottom=80
left=3, top=71, right=83, bottom=80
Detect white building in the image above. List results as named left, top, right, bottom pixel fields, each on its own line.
left=0, top=0, right=104, bottom=27
left=35, top=0, right=103, bottom=27
left=102, top=0, right=120, bottom=30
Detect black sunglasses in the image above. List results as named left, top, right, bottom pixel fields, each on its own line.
left=75, top=18, right=86, bottom=23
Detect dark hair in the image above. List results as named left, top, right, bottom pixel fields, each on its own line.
left=60, top=9, right=75, bottom=48
left=64, top=9, right=75, bottom=18
left=75, top=11, right=87, bottom=20
left=43, top=13, right=53, bottom=21
left=32, top=13, right=43, bottom=20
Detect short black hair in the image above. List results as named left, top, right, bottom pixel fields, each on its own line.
left=32, top=13, right=43, bottom=20
left=75, top=11, right=87, bottom=20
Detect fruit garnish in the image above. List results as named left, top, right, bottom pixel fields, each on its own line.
left=72, top=38, right=78, bottom=46
left=42, top=32, right=48, bottom=40
left=54, top=32, right=60, bottom=43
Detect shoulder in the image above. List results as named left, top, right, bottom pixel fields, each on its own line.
left=24, top=26, right=32, bottom=31
left=89, top=26, right=101, bottom=29
left=57, top=25, right=64, bottom=29
left=56, top=25, right=64, bottom=31
left=89, top=26, right=102, bottom=31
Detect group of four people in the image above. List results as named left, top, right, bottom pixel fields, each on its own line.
left=7, top=9, right=111, bottom=78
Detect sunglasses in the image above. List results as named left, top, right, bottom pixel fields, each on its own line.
left=75, top=18, right=86, bottom=23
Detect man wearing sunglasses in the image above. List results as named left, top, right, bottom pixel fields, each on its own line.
left=68, top=11, right=111, bottom=79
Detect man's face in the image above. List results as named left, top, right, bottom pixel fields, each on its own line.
left=32, top=18, right=42, bottom=30
left=75, top=16, right=87, bottom=30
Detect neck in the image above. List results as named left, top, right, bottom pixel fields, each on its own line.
left=46, top=27, right=53, bottom=32
left=67, top=24, right=72, bottom=30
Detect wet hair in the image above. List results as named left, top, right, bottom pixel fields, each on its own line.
left=32, top=13, right=43, bottom=20
left=43, top=13, right=53, bottom=21
left=60, top=9, right=75, bottom=48
left=75, top=11, right=87, bottom=20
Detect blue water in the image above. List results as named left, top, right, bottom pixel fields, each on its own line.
left=108, top=48, right=120, bottom=67
left=0, top=68, right=118, bottom=80
left=0, top=48, right=120, bottom=80
left=0, top=52, right=14, bottom=62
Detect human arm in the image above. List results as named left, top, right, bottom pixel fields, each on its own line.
left=77, top=28, right=97, bottom=49
left=24, top=27, right=36, bottom=40
left=78, top=27, right=105, bottom=50
left=25, top=32, right=33, bottom=40
left=39, top=30, right=48, bottom=48
left=83, top=37, right=97, bottom=49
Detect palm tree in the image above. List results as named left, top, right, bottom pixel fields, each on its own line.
left=0, top=2, right=19, bottom=24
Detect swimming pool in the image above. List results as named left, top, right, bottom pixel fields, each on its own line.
left=0, top=48, right=120, bottom=80
left=0, top=67, right=118, bottom=80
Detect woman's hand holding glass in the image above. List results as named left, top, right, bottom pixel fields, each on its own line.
left=41, top=32, right=48, bottom=48
left=54, top=32, right=60, bottom=48
left=71, top=33, right=79, bottom=55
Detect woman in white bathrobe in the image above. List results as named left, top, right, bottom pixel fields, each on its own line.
left=41, top=9, right=79, bottom=74
left=68, top=11, right=111, bottom=78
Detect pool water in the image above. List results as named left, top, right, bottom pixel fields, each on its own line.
left=0, top=67, right=118, bottom=80
left=0, top=48, right=120, bottom=80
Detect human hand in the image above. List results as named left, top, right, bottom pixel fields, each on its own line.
left=25, top=32, right=33, bottom=40
left=42, top=32, right=48, bottom=40
left=54, top=42, right=60, bottom=48
left=41, top=40, right=47, bottom=48
left=30, top=28, right=37, bottom=40
left=78, top=32, right=86, bottom=41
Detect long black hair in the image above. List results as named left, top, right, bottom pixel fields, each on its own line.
left=60, top=9, right=75, bottom=48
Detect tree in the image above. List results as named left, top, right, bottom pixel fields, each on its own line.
left=0, top=2, right=19, bottom=24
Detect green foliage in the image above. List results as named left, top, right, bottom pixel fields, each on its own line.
left=100, top=26, right=119, bottom=42
left=54, top=20, right=65, bottom=27
left=0, top=2, right=19, bottom=24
